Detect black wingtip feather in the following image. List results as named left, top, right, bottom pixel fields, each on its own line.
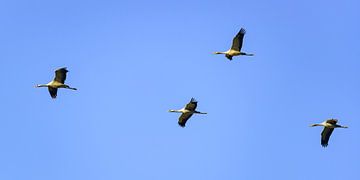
left=239, top=28, right=246, bottom=34
left=56, top=67, right=68, bottom=72
left=190, top=98, right=197, bottom=103
left=178, top=122, right=185, bottom=128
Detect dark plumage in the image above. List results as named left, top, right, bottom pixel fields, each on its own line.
left=178, top=98, right=198, bottom=127
left=231, top=28, right=246, bottom=52
left=54, top=67, right=68, bottom=84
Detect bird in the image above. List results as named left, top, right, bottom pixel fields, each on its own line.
left=213, top=28, right=254, bottom=60
left=168, top=98, right=207, bottom=127
left=310, top=119, right=348, bottom=147
left=35, top=67, right=77, bottom=99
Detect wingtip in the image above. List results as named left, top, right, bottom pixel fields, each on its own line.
left=56, top=67, right=69, bottom=72
left=240, top=28, right=246, bottom=34
left=178, top=123, right=185, bottom=128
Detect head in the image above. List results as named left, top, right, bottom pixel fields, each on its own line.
left=213, top=52, right=223, bottom=54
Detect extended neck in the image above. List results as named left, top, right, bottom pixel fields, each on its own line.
left=214, top=51, right=226, bottom=55
left=169, top=110, right=182, bottom=113
left=310, top=123, right=323, bottom=127
left=36, top=84, right=48, bottom=88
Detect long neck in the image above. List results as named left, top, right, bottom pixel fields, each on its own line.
left=337, top=125, right=348, bottom=128
left=169, top=110, right=182, bottom=113
left=214, top=51, right=226, bottom=54
left=36, top=84, right=48, bottom=88
left=310, top=123, right=323, bottom=127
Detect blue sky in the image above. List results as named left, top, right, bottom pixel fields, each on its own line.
left=0, top=0, right=359, bottom=179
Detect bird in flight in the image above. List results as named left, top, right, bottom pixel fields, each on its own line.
left=169, top=98, right=207, bottom=127
left=36, top=67, right=77, bottom=99
left=310, top=119, right=348, bottom=147
left=213, top=28, right=254, bottom=60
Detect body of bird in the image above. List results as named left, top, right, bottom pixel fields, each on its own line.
left=223, top=49, right=242, bottom=56
left=41, top=80, right=70, bottom=88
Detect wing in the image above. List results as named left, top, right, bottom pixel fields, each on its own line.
left=231, top=28, right=246, bottom=51
left=54, top=67, right=68, bottom=84
left=178, top=112, right=193, bottom=127
left=225, top=54, right=233, bottom=60
left=185, top=98, right=197, bottom=111
left=326, top=119, right=338, bottom=125
left=48, top=87, right=58, bottom=99
left=321, top=127, right=334, bottom=147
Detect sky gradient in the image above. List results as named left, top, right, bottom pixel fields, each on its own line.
left=0, top=0, right=359, bottom=179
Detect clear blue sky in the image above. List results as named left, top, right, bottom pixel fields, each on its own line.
left=0, top=0, right=359, bottom=179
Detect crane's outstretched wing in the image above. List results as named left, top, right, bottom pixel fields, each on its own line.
left=178, top=112, right=193, bottom=127
left=231, top=28, right=246, bottom=51
left=185, top=98, right=197, bottom=111
left=54, top=67, right=68, bottom=84
left=48, top=87, right=58, bottom=99
left=321, top=127, right=334, bottom=147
